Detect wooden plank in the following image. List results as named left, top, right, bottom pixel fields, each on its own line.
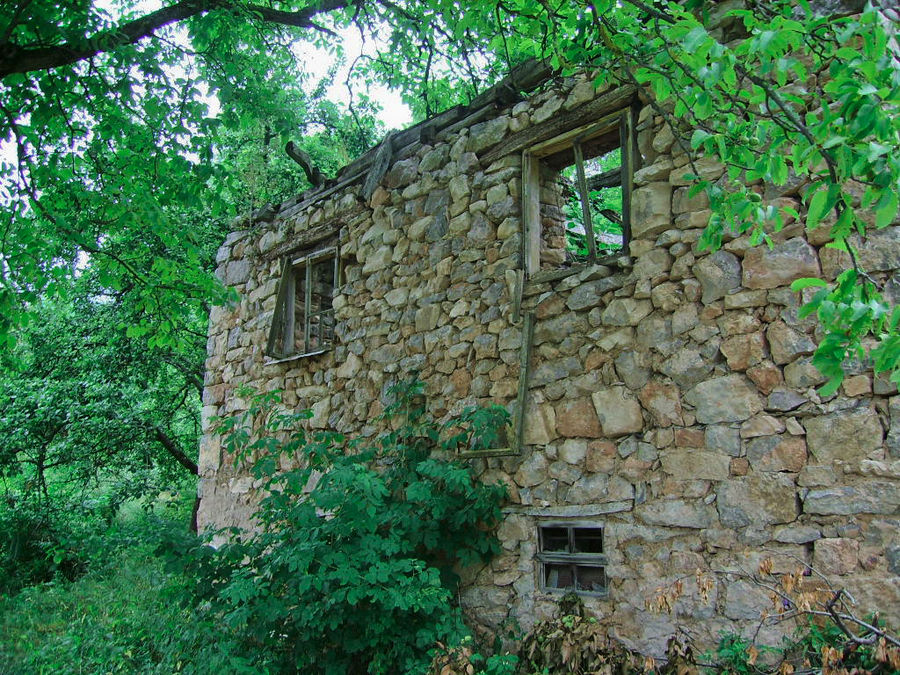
left=512, top=311, right=535, bottom=454
left=435, top=103, right=496, bottom=142
left=480, top=85, right=636, bottom=165
left=457, top=447, right=520, bottom=459
left=521, top=151, right=541, bottom=277
left=573, top=140, right=598, bottom=264
left=621, top=106, right=637, bottom=249
left=587, top=167, right=622, bottom=190
left=528, top=110, right=622, bottom=158
left=361, top=131, right=395, bottom=201
left=265, top=256, right=293, bottom=357
left=262, top=223, right=343, bottom=261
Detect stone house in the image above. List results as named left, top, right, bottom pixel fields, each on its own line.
left=198, top=61, right=900, bottom=653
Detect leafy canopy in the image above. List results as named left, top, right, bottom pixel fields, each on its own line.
left=1, top=0, right=898, bottom=387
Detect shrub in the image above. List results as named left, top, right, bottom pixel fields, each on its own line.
left=170, top=378, right=509, bottom=674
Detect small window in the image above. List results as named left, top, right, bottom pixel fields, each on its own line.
left=538, top=523, right=608, bottom=596
left=266, top=247, right=338, bottom=360
left=523, top=107, right=637, bottom=276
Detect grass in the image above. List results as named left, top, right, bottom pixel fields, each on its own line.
left=0, top=497, right=251, bottom=675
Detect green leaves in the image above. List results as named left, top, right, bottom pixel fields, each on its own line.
left=195, top=378, right=507, bottom=673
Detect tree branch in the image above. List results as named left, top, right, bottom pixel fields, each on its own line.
left=0, top=0, right=350, bottom=80
left=153, top=425, right=199, bottom=475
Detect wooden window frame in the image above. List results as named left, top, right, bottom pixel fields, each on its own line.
left=265, top=246, right=339, bottom=362
left=537, top=521, right=609, bottom=597
left=522, top=106, right=637, bottom=278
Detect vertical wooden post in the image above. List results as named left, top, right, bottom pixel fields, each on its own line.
left=621, top=108, right=636, bottom=251
left=573, top=140, right=598, bottom=263
left=521, top=151, right=541, bottom=276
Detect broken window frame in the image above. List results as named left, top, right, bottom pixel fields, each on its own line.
left=522, top=106, right=637, bottom=278
left=537, top=522, right=609, bottom=597
left=265, top=246, right=339, bottom=362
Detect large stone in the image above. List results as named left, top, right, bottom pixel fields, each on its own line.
left=633, top=249, right=673, bottom=280
left=601, top=298, right=653, bottom=326
left=592, top=386, right=644, bottom=437
left=767, top=321, right=816, bottom=365
left=717, top=473, right=799, bottom=527
left=720, top=332, right=766, bottom=371
left=804, top=406, right=883, bottom=464
left=660, top=348, right=715, bottom=389
left=564, top=473, right=610, bottom=503
left=631, top=182, right=672, bottom=239
left=742, top=237, right=821, bottom=289
left=555, top=398, right=602, bottom=438
left=685, top=376, right=763, bottom=423
left=724, top=581, right=770, bottom=621
left=694, top=250, right=742, bottom=303
left=745, top=435, right=807, bottom=472
left=660, top=449, right=731, bottom=480
left=523, top=401, right=557, bottom=445
left=514, top=451, right=549, bottom=487
left=222, top=259, right=251, bottom=286
left=467, top=117, right=510, bottom=154
left=566, top=279, right=610, bottom=311
left=639, top=381, right=683, bottom=427
left=637, top=499, right=716, bottom=529
left=889, top=396, right=900, bottom=458
left=803, top=483, right=900, bottom=515
left=814, top=538, right=859, bottom=575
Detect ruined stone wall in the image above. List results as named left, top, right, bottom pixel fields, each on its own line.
left=200, top=73, right=899, bottom=655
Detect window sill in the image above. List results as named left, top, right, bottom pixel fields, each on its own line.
left=537, top=587, right=610, bottom=599
left=523, top=256, right=630, bottom=297
left=264, top=348, right=331, bottom=365
left=457, top=446, right=520, bottom=459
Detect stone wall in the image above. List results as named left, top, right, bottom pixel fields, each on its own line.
left=199, top=72, right=900, bottom=655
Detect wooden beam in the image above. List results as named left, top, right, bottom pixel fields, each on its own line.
left=480, top=86, right=636, bottom=165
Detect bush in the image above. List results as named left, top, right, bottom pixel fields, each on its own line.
left=169, top=378, right=509, bottom=674
left=0, top=501, right=251, bottom=674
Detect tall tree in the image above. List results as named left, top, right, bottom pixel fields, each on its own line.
left=2, top=0, right=898, bottom=388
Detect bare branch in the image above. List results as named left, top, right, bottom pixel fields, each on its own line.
left=0, top=0, right=351, bottom=80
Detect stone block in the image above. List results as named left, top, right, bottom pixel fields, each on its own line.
left=660, top=348, right=715, bottom=389
left=467, top=116, right=510, bottom=154
left=742, top=237, right=820, bottom=289
left=639, top=381, right=684, bottom=427
left=555, top=397, right=603, bottom=438
left=661, top=449, right=731, bottom=480
left=601, top=298, right=653, bottom=326
left=564, top=473, right=610, bottom=503
left=804, top=406, right=883, bottom=464
left=592, top=386, right=644, bottom=437
left=717, top=473, right=799, bottom=527
left=803, top=482, right=900, bottom=515
left=814, top=538, right=859, bottom=575
left=720, top=332, right=767, bottom=371
left=631, top=182, right=672, bottom=239
left=767, top=321, right=816, bottom=365
left=694, top=250, right=742, bottom=303
left=745, top=435, right=807, bottom=472
left=685, top=375, right=763, bottom=424
left=637, top=499, right=716, bottom=529
left=523, top=400, right=557, bottom=445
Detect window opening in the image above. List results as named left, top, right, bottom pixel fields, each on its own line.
left=523, top=107, right=636, bottom=276
left=266, top=247, right=338, bottom=360
left=538, top=523, right=608, bottom=596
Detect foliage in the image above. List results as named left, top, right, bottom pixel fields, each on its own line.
left=2, top=1, right=898, bottom=386
left=0, top=284, right=205, bottom=519
left=168, top=378, right=509, bottom=674
left=0, top=495, right=251, bottom=674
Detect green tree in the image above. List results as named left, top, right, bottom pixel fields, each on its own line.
left=2, top=0, right=897, bottom=387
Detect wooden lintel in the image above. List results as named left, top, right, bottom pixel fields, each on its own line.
left=480, top=85, right=637, bottom=166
